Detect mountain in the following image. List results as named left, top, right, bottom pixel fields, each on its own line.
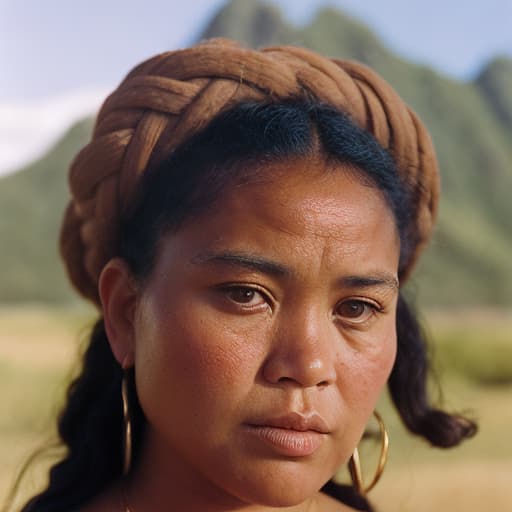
left=476, top=57, right=512, bottom=135
left=0, top=118, right=93, bottom=303
left=1, top=0, right=511, bottom=306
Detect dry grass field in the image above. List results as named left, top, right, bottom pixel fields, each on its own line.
left=1, top=305, right=511, bottom=511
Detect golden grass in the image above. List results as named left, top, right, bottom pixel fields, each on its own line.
left=374, top=461, right=512, bottom=511
left=1, top=305, right=511, bottom=511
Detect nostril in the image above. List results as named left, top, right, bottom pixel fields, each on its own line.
left=275, top=375, right=331, bottom=388
left=262, top=352, right=336, bottom=388
left=277, top=376, right=295, bottom=384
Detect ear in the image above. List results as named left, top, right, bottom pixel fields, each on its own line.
left=98, top=258, right=138, bottom=368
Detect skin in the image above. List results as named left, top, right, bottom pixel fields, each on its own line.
left=97, top=156, right=400, bottom=512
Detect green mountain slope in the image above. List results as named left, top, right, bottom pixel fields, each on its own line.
left=0, top=118, right=93, bottom=303
left=476, top=57, right=512, bottom=135
left=1, top=0, right=511, bottom=305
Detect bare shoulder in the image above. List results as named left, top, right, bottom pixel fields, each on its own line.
left=315, top=491, right=360, bottom=511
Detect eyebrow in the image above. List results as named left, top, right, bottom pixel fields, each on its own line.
left=338, top=274, right=399, bottom=291
left=190, top=250, right=399, bottom=290
left=190, top=251, right=289, bottom=277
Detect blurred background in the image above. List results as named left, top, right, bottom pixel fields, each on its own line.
left=1, top=1, right=511, bottom=510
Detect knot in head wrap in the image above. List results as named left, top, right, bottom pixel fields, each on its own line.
left=60, top=38, right=440, bottom=305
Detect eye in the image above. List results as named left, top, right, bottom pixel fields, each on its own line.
left=335, top=299, right=379, bottom=324
left=221, top=285, right=269, bottom=308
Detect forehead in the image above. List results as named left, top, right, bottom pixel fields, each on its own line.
left=217, top=157, right=395, bottom=235
left=157, top=157, right=400, bottom=277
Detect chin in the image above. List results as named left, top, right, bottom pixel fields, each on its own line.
left=241, top=487, right=317, bottom=509
left=225, top=463, right=330, bottom=508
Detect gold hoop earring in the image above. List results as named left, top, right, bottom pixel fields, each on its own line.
left=121, top=369, right=133, bottom=475
left=348, top=410, right=389, bottom=495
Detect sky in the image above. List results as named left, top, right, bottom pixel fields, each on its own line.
left=1, top=0, right=511, bottom=176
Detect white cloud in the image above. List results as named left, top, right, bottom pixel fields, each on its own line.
left=0, top=87, right=111, bottom=177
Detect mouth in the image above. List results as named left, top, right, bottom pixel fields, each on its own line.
left=244, top=412, right=330, bottom=457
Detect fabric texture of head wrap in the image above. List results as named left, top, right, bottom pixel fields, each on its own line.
left=60, top=38, right=440, bottom=305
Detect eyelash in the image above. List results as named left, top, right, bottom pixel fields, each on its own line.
left=334, top=299, right=383, bottom=326
left=217, top=284, right=272, bottom=311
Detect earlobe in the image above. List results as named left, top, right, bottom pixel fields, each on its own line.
left=98, top=258, right=138, bottom=367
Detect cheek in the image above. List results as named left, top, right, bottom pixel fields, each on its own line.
left=134, top=298, right=265, bottom=413
left=339, top=321, right=397, bottom=413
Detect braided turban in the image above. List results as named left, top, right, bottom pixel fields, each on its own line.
left=60, top=38, right=440, bottom=305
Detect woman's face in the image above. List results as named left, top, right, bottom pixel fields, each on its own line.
left=131, top=157, right=400, bottom=508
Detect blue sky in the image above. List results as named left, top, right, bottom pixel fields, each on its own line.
left=2, top=0, right=512, bottom=99
left=1, top=0, right=511, bottom=174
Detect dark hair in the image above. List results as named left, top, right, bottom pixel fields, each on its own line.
left=121, top=101, right=411, bottom=281
left=12, top=101, right=476, bottom=512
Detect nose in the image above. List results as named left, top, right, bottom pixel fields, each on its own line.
left=262, top=307, right=337, bottom=388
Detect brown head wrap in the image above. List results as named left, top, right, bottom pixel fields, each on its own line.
left=60, top=38, right=440, bottom=305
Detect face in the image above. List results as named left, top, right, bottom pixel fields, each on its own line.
left=130, top=157, right=400, bottom=508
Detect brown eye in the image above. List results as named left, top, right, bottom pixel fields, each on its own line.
left=223, top=286, right=267, bottom=307
left=227, top=287, right=257, bottom=303
left=336, top=300, right=376, bottom=323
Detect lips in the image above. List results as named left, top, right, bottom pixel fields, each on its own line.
left=244, top=412, right=330, bottom=457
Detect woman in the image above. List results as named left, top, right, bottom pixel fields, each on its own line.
left=14, top=38, right=475, bottom=512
